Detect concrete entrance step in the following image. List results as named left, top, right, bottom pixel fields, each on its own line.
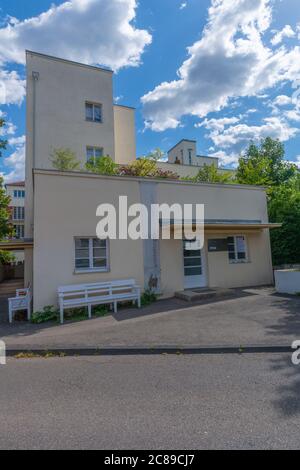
left=175, top=287, right=233, bottom=302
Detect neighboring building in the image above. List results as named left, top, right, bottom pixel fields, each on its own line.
left=5, top=181, right=25, bottom=264
left=23, top=51, right=278, bottom=311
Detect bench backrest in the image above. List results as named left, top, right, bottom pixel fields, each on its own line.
left=58, top=279, right=138, bottom=299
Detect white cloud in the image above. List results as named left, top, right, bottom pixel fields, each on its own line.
left=0, top=119, right=16, bottom=136
left=273, top=95, right=292, bottom=107
left=0, top=0, right=151, bottom=72
left=271, top=25, right=295, bottom=46
left=142, top=0, right=300, bottom=132
left=0, top=69, right=25, bottom=105
left=208, top=150, right=239, bottom=167
left=200, top=115, right=299, bottom=167
left=195, top=116, right=240, bottom=131
left=180, top=2, right=188, bottom=10
left=3, top=135, right=26, bottom=183
left=295, top=156, right=300, bottom=168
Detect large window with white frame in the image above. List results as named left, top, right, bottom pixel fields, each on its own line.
left=86, top=146, right=103, bottom=162
left=13, top=207, right=25, bottom=220
left=75, top=238, right=108, bottom=272
left=85, top=102, right=102, bottom=123
left=228, top=236, right=248, bottom=263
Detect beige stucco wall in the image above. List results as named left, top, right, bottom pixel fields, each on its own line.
left=206, top=231, right=273, bottom=288
left=31, top=171, right=273, bottom=309
left=26, top=51, right=115, bottom=169
left=114, top=105, right=136, bottom=165
left=33, top=171, right=144, bottom=310
left=156, top=181, right=269, bottom=223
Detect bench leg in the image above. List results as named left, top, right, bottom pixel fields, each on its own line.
left=88, top=304, right=92, bottom=319
left=27, top=306, right=31, bottom=322
left=137, top=297, right=141, bottom=308
left=114, top=301, right=117, bottom=313
left=8, top=306, right=12, bottom=324
left=60, top=304, right=64, bottom=324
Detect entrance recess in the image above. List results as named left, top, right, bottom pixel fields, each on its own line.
left=183, top=240, right=207, bottom=289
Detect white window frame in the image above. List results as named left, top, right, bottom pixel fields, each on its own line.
left=74, top=237, right=109, bottom=273
left=228, top=235, right=249, bottom=264
left=13, top=207, right=25, bottom=221
left=85, top=102, right=102, bottom=123
left=86, top=146, right=104, bottom=163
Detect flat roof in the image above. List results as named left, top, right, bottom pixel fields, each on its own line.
left=26, top=50, right=113, bottom=74
left=167, top=139, right=197, bottom=154
left=33, top=168, right=267, bottom=191
left=5, top=181, right=25, bottom=187
left=113, top=104, right=136, bottom=111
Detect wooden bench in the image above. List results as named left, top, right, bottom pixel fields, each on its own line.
left=58, top=279, right=141, bottom=324
left=8, top=287, right=32, bottom=324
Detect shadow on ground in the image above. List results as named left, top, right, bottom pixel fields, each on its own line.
left=266, top=294, right=300, bottom=417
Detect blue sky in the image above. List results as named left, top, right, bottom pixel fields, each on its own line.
left=0, top=0, right=300, bottom=181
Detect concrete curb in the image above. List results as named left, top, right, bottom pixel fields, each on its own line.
left=5, top=345, right=294, bottom=357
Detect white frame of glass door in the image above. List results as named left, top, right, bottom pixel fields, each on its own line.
left=183, top=240, right=207, bottom=289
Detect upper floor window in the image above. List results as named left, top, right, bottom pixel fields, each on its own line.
left=13, top=207, right=25, bottom=221
left=86, top=146, right=103, bottom=162
left=75, top=238, right=108, bottom=272
left=85, top=102, right=102, bottom=123
left=13, top=190, right=25, bottom=198
left=14, top=225, right=24, bottom=239
left=228, top=236, right=248, bottom=263
left=188, top=149, right=193, bottom=166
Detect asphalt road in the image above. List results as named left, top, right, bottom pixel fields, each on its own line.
left=1, top=352, right=300, bottom=450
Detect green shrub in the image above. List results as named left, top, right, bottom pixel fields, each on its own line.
left=31, top=306, right=59, bottom=324
left=141, top=289, right=158, bottom=306
left=31, top=304, right=110, bottom=324
left=86, top=156, right=118, bottom=175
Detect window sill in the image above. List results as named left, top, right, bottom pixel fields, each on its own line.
left=229, top=260, right=250, bottom=265
left=85, top=119, right=103, bottom=124
left=74, top=268, right=109, bottom=275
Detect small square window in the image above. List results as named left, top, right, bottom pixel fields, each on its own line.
left=85, top=102, right=102, bottom=123
left=86, top=146, right=103, bottom=162
left=75, top=238, right=108, bottom=272
left=228, top=236, right=248, bottom=263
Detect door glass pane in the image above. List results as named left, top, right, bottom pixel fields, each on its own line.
left=184, top=257, right=201, bottom=267
left=184, top=267, right=202, bottom=276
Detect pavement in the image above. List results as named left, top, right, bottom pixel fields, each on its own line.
left=1, top=353, right=300, bottom=450
left=0, top=287, right=300, bottom=350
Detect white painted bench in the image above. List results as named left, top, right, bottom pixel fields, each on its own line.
left=58, top=279, right=141, bottom=324
left=8, top=288, right=32, bottom=324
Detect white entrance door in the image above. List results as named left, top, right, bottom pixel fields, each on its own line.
left=183, top=240, right=206, bottom=289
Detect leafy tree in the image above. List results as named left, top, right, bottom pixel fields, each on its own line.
left=236, top=137, right=296, bottom=187
left=86, top=156, right=117, bottom=175
left=183, top=164, right=234, bottom=184
left=268, top=179, right=300, bottom=265
left=236, top=137, right=300, bottom=265
left=0, top=118, right=8, bottom=157
left=50, top=148, right=81, bottom=171
left=0, top=174, right=14, bottom=264
left=146, top=148, right=165, bottom=161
